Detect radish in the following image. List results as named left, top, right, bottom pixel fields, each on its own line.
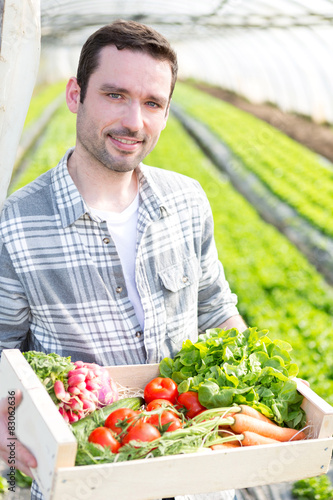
left=95, top=367, right=119, bottom=405
left=74, top=360, right=84, bottom=368
left=58, top=407, right=69, bottom=423
left=54, top=380, right=71, bottom=402
left=68, top=385, right=81, bottom=395
left=67, top=410, right=79, bottom=423
left=85, top=380, right=101, bottom=391
left=81, top=399, right=97, bottom=412
left=68, top=373, right=85, bottom=386
left=65, top=397, right=83, bottom=411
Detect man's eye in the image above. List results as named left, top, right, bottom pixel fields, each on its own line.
left=146, top=101, right=159, bottom=108
left=109, top=93, right=122, bottom=99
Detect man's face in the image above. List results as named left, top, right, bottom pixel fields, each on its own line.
left=74, top=46, right=172, bottom=173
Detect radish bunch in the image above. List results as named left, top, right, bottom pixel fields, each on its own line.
left=23, top=351, right=119, bottom=424
left=55, top=361, right=119, bottom=423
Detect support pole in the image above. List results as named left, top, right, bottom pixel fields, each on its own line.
left=0, top=0, right=41, bottom=211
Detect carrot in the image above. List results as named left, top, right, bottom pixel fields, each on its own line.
left=230, top=414, right=306, bottom=442
left=241, top=431, right=280, bottom=446
left=239, top=405, right=277, bottom=425
left=211, top=441, right=241, bottom=450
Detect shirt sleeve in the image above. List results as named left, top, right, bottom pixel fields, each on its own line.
left=196, top=188, right=239, bottom=331
left=0, top=238, right=30, bottom=355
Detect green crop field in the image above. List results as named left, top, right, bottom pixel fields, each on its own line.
left=23, top=80, right=67, bottom=131
left=173, top=82, right=333, bottom=239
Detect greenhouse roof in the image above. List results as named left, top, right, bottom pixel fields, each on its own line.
left=40, top=0, right=333, bottom=43
left=39, top=0, right=333, bottom=123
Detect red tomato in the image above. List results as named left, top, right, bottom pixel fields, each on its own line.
left=105, top=408, right=140, bottom=435
left=146, top=410, right=183, bottom=432
left=176, top=391, right=206, bottom=419
left=146, top=399, right=174, bottom=411
left=88, top=427, right=121, bottom=452
left=121, top=421, right=161, bottom=445
left=144, top=377, right=178, bottom=404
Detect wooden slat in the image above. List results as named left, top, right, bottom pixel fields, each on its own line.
left=107, top=363, right=160, bottom=391
left=53, top=438, right=333, bottom=500
left=296, top=378, right=333, bottom=439
left=0, top=350, right=77, bottom=499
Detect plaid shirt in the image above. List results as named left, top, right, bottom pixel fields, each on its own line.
left=0, top=148, right=239, bottom=365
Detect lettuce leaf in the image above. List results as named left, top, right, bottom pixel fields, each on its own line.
left=159, top=327, right=306, bottom=429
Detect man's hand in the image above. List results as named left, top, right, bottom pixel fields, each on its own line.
left=0, top=390, right=37, bottom=477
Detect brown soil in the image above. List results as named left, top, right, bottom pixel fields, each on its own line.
left=193, top=83, right=333, bottom=164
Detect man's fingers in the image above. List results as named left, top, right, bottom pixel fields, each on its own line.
left=0, top=389, right=38, bottom=475
left=0, top=390, right=23, bottom=414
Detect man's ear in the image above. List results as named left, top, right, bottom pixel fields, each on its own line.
left=66, top=77, right=81, bottom=113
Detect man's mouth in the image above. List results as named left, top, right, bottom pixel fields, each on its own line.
left=112, top=136, right=140, bottom=144
left=109, top=134, right=143, bottom=146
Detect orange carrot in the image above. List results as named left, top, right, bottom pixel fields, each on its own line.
left=241, top=431, right=280, bottom=446
left=239, top=405, right=277, bottom=425
left=230, top=414, right=306, bottom=442
left=211, top=441, right=241, bottom=450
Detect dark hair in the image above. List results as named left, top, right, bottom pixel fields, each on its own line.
left=77, top=19, right=178, bottom=103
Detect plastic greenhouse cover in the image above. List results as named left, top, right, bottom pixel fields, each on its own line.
left=0, top=0, right=40, bottom=210
left=37, top=0, right=333, bottom=125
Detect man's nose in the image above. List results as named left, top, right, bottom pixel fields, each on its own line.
left=121, top=102, right=143, bottom=131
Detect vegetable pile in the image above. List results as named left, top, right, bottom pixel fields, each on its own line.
left=72, top=377, right=306, bottom=466
left=159, top=327, right=306, bottom=429
left=23, top=351, right=119, bottom=423
left=22, top=332, right=308, bottom=467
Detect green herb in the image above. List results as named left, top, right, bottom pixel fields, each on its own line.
left=23, top=351, right=74, bottom=404
left=292, top=475, right=333, bottom=500
left=159, top=327, right=306, bottom=429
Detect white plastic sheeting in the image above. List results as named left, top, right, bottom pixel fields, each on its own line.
left=175, top=24, right=333, bottom=124
left=0, top=0, right=41, bottom=211
left=38, top=0, right=333, bottom=124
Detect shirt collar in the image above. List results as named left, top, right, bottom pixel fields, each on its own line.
left=137, top=163, right=175, bottom=221
left=51, top=149, right=174, bottom=228
left=51, top=148, right=88, bottom=228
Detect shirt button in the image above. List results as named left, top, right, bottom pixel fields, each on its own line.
left=135, top=331, right=143, bottom=338
left=182, top=276, right=188, bottom=283
left=103, top=237, right=110, bottom=244
left=116, top=286, right=122, bottom=293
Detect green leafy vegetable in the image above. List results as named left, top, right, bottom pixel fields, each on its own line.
left=292, top=475, right=333, bottom=500
left=23, top=351, right=74, bottom=404
left=159, top=327, right=306, bottom=429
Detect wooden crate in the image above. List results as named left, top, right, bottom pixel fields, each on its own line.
left=1, top=349, right=333, bottom=500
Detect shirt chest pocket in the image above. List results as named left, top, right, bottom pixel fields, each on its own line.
left=157, top=256, right=201, bottom=351
left=158, top=256, right=199, bottom=293
left=158, top=255, right=200, bottom=329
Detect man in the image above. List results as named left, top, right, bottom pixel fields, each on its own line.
left=0, top=20, right=246, bottom=499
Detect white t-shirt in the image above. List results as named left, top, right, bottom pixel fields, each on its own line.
left=89, top=193, right=144, bottom=329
